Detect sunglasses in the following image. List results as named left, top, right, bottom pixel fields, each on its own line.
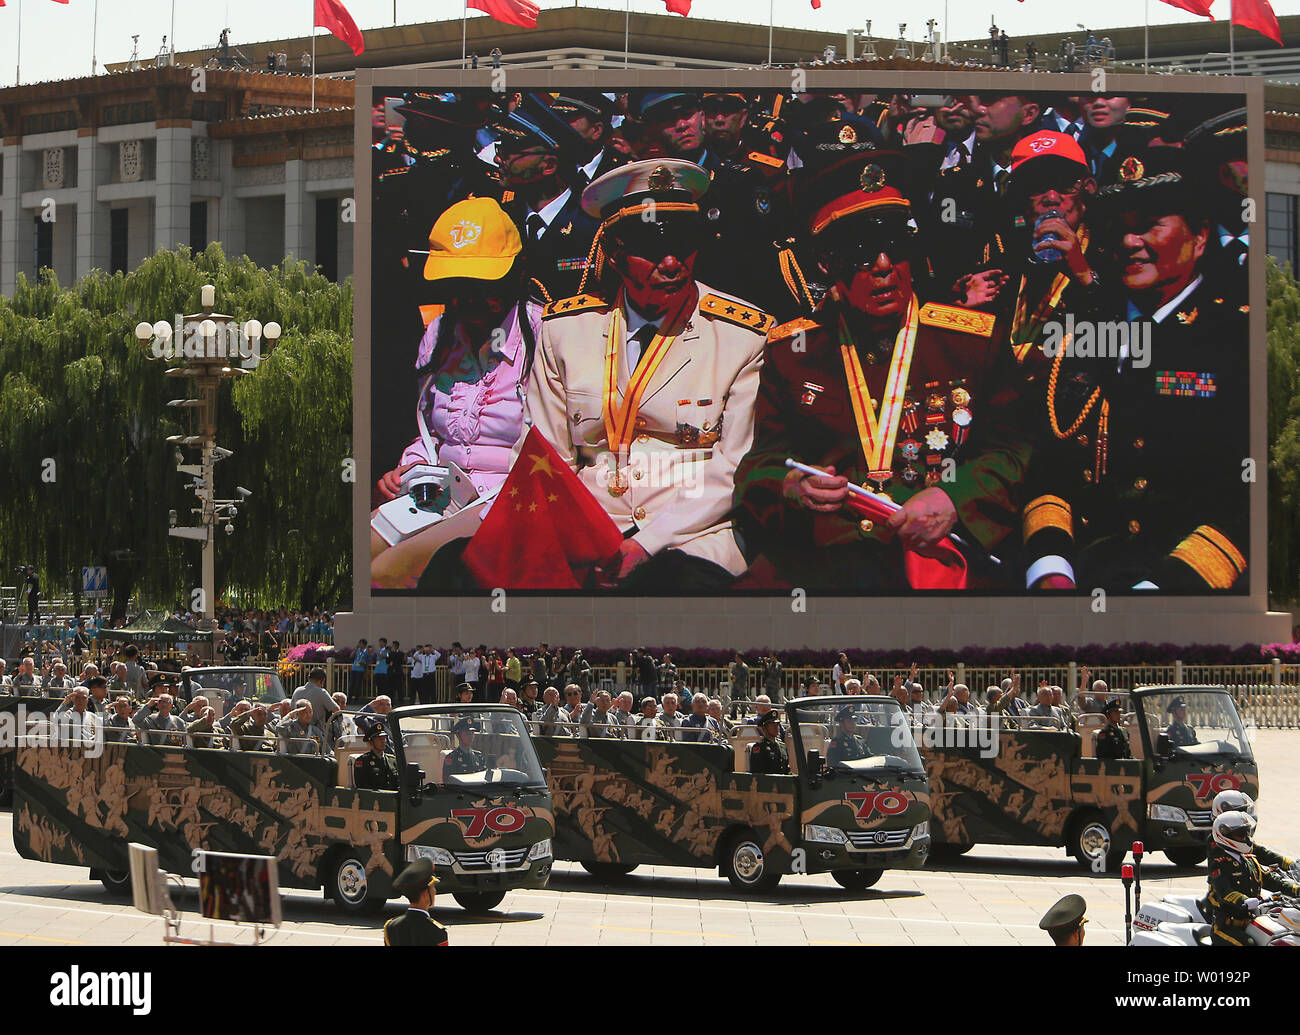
left=818, top=231, right=916, bottom=271
left=703, top=97, right=746, bottom=115
left=609, top=219, right=703, bottom=261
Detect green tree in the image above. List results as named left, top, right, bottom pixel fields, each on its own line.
left=1267, top=256, right=1300, bottom=605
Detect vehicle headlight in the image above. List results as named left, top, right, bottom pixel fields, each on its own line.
left=406, top=845, right=455, bottom=866
left=526, top=839, right=552, bottom=861
left=1148, top=804, right=1189, bottom=824
left=803, top=824, right=848, bottom=845
left=912, top=821, right=929, bottom=839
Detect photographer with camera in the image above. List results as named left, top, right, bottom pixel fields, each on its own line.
left=15, top=565, right=40, bottom=625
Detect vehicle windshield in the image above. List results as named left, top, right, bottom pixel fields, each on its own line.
left=396, top=708, right=546, bottom=789
left=787, top=698, right=925, bottom=776
left=1139, top=689, right=1253, bottom=761
left=190, top=668, right=286, bottom=704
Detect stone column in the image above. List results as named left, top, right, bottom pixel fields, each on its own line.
left=75, top=133, right=110, bottom=279
left=1, top=142, right=22, bottom=296
left=283, top=158, right=314, bottom=265
left=153, top=124, right=193, bottom=252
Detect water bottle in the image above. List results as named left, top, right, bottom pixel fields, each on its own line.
left=1031, top=209, right=1065, bottom=265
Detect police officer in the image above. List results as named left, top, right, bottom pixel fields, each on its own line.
left=383, top=858, right=449, bottom=946
left=1209, top=790, right=1295, bottom=874
left=749, top=710, right=789, bottom=775
left=1205, top=811, right=1300, bottom=946
left=550, top=93, right=629, bottom=190
left=826, top=706, right=871, bottom=766
left=444, top=717, right=488, bottom=776
left=734, top=148, right=1026, bottom=591
left=1164, top=696, right=1199, bottom=748
left=1039, top=893, right=1087, bottom=945
left=1095, top=699, right=1132, bottom=760
left=354, top=723, right=401, bottom=790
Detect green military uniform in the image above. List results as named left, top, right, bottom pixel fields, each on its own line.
left=1164, top=696, right=1199, bottom=747
left=1095, top=703, right=1131, bottom=760
left=1207, top=849, right=1300, bottom=946
left=383, top=858, right=449, bottom=947
left=749, top=713, right=790, bottom=775
left=827, top=709, right=872, bottom=766
left=354, top=748, right=400, bottom=790
left=444, top=746, right=488, bottom=775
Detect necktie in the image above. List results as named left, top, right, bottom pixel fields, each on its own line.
left=627, top=323, right=657, bottom=372
left=994, top=168, right=1009, bottom=194
left=526, top=213, right=545, bottom=243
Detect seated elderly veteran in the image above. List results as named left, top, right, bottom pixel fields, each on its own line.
left=518, top=158, right=771, bottom=591
left=734, top=148, right=1028, bottom=591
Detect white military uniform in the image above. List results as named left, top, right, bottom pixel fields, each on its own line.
left=523, top=285, right=770, bottom=576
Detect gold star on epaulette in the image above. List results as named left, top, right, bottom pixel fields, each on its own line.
left=1240, top=304, right=1251, bottom=314
left=918, top=302, right=996, bottom=338
left=698, top=293, right=772, bottom=334
left=1176, top=308, right=1198, bottom=325
left=766, top=316, right=818, bottom=344
left=543, top=293, right=608, bottom=319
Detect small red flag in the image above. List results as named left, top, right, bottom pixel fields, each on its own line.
left=1157, top=0, right=1216, bottom=17
left=469, top=0, right=540, bottom=28
left=664, top=0, right=692, bottom=14
left=842, top=494, right=969, bottom=590
left=810, top=0, right=821, bottom=8
left=315, top=0, right=365, bottom=57
left=462, top=427, right=625, bottom=590
left=1232, top=0, right=1283, bottom=46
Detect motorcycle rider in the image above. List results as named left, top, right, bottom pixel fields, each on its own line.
left=1210, top=789, right=1296, bottom=874
left=1204, top=811, right=1300, bottom=946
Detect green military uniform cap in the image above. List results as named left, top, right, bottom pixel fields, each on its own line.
left=756, top=710, right=780, bottom=728
left=836, top=706, right=856, bottom=722
left=452, top=716, right=479, bottom=733
left=1039, top=893, right=1087, bottom=932
left=1103, top=698, right=1124, bottom=715
left=363, top=721, right=390, bottom=741
left=392, top=857, right=439, bottom=895
left=1167, top=696, right=1187, bottom=712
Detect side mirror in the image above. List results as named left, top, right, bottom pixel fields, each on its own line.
left=1155, top=733, right=1171, bottom=758
left=806, top=749, right=822, bottom=775
left=405, top=761, right=424, bottom=802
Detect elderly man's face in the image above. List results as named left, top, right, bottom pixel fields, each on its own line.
left=608, top=223, right=700, bottom=317
left=956, top=686, right=970, bottom=703
left=72, top=691, right=88, bottom=712
left=374, top=698, right=392, bottom=714
left=707, top=701, right=723, bottom=720
left=1114, top=210, right=1207, bottom=300
left=662, top=694, right=678, bottom=714
left=114, top=698, right=130, bottom=715
left=1024, top=174, right=1093, bottom=228
left=642, top=700, right=658, bottom=717
left=543, top=688, right=558, bottom=706
left=157, top=695, right=173, bottom=714
left=692, top=695, right=708, bottom=715
left=819, top=237, right=914, bottom=322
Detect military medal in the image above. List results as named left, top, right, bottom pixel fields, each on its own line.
left=900, top=400, right=919, bottom=433
left=900, top=439, right=921, bottom=462
left=800, top=382, right=824, bottom=407
left=951, top=386, right=971, bottom=408
left=951, top=406, right=972, bottom=446
left=925, top=428, right=950, bottom=452
left=867, top=470, right=894, bottom=490
left=902, top=465, right=921, bottom=485
left=926, top=392, right=946, bottom=412
left=608, top=468, right=629, bottom=497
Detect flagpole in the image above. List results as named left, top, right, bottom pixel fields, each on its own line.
left=92, top=0, right=100, bottom=75
left=768, top=0, right=774, bottom=66
left=171, top=0, right=177, bottom=66
left=625, top=0, right=630, bottom=68
left=1229, top=0, right=1236, bottom=74
left=311, top=1, right=317, bottom=111
left=462, top=0, right=468, bottom=68
left=16, top=0, right=22, bottom=86
left=1144, top=0, right=1149, bottom=73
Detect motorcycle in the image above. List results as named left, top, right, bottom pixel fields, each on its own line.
left=1130, top=883, right=1300, bottom=947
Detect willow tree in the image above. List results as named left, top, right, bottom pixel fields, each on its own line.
left=0, top=245, right=353, bottom=617
left=1267, top=256, right=1300, bottom=605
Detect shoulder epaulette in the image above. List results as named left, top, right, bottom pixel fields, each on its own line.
left=698, top=294, right=773, bottom=334
left=543, top=293, right=609, bottom=318
left=919, top=302, right=996, bottom=338
left=746, top=150, right=784, bottom=169
left=766, top=316, right=818, bottom=344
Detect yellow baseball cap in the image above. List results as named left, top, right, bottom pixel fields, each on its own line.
left=423, top=197, right=522, bottom=282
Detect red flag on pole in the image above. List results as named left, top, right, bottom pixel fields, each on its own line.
left=1232, top=0, right=1283, bottom=45
left=469, top=0, right=541, bottom=28
left=462, top=427, right=625, bottom=590
left=663, top=0, right=692, bottom=15
left=1157, top=0, right=1216, bottom=16
left=314, top=0, right=365, bottom=56
left=810, top=0, right=821, bottom=9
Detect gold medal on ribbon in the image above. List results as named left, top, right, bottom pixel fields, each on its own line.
left=838, top=295, right=920, bottom=481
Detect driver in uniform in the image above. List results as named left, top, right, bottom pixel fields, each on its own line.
left=353, top=723, right=400, bottom=790
left=1164, top=696, right=1199, bottom=747
left=826, top=706, right=871, bottom=765
left=1094, top=699, right=1132, bottom=760
left=444, top=717, right=488, bottom=775
left=749, top=710, right=789, bottom=775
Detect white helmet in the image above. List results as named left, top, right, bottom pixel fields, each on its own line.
left=1211, top=789, right=1256, bottom=820
left=1212, top=811, right=1256, bottom=855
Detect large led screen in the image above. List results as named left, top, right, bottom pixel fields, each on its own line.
left=365, top=83, right=1252, bottom=597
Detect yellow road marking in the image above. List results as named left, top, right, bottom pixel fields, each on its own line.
left=0, top=930, right=87, bottom=945
left=599, top=925, right=737, bottom=938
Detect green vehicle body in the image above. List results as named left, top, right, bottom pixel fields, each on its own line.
left=1, top=695, right=64, bottom=804
left=533, top=695, right=931, bottom=888
left=920, top=685, right=1258, bottom=868
left=12, top=703, right=554, bottom=912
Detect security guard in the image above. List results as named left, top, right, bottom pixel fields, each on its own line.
left=523, top=158, right=770, bottom=592
left=1039, top=893, right=1087, bottom=945
left=443, top=717, right=488, bottom=776
left=1020, top=147, right=1249, bottom=593
left=1094, top=699, right=1132, bottom=760
left=1205, top=811, right=1300, bottom=946
left=383, top=858, right=449, bottom=946
left=749, top=710, right=789, bottom=775
left=354, top=723, right=401, bottom=790
left=734, top=148, right=1028, bottom=591
left=826, top=706, right=871, bottom=765
left=1164, top=696, right=1199, bottom=748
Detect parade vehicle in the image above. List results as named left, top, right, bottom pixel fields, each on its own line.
left=530, top=695, right=931, bottom=892
left=182, top=666, right=288, bottom=705
left=921, top=685, right=1258, bottom=871
left=1131, top=883, right=1300, bottom=947
left=0, top=692, right=64, bottom=805
left=13, top=703, right=554, bottom=914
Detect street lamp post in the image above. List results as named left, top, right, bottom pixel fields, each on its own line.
left=134, top=285, right=280, bottom=651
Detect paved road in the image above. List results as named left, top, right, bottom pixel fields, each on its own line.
left=2, top=730, right=1295, bottom=947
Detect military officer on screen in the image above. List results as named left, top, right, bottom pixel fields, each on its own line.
left=826, top=706, right=872, bottom=765
left=749, top=711, right=790, bottom=775
left=383, top=858, right=449, bottom=946
left=1020, top=148, right=1250, bottom=593
left=443, top=717, right=488, bottom=776
left=354, top=723, right=401, bottom=791
left=1095, top=699, right=1132, bottom=760
left=733, top=148, right=1029, bottom=591
left=522, top=158, right=770, bottom=592
left=1164, top=695, right=1199, bottom=748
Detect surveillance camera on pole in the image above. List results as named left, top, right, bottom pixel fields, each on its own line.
left=235, top=487, right=252, bottom=500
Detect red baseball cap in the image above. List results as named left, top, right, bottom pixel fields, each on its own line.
left=1009, top=130, right=1089, bottom=174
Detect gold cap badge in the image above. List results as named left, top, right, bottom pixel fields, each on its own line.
left=647, top=165, right=675, bottom=191
left=860, top=163, right=885, bottom=192
left=1119, top=157, right=1145, bottom=182
left=838, top=123, right=858, bottom=145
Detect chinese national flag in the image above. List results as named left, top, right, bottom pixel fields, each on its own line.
left=811, top=0, right=821, bottom=8
left=664, top=0, right=692, bottom=14
left=469, top=0, right=540, bottom=28
left=463, top=428, right=624, bottom=590
left=1157, top=0, right=1215, bottom=16
left=1232, top=0, right=1283, bottom=45
left=843, top=494, right=969, bottom=590
left=315, top=0, right=365, bottom=56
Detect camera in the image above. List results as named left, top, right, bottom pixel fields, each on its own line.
left=401, top=463, right=451, bottom=513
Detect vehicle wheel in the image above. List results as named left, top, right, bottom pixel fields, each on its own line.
left=832, top=868, right=883, bottom=891
left=1069, top=812, right=1124, bottom=873
left=723, top=831, right=781, bottom=893
left=329, top=853, right=386, bottom=914
left=453, top=891, right=506, bottom=914
left=97, top=868, right=132, bottom=897
left=928, top=842, right=975, bottom=861
left=1165, top=846, right=1207, bottom=868
left=580, top=861, right=638, bottom=882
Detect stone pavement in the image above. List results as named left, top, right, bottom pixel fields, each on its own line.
left=1, top=729, right=1295, bottom=947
